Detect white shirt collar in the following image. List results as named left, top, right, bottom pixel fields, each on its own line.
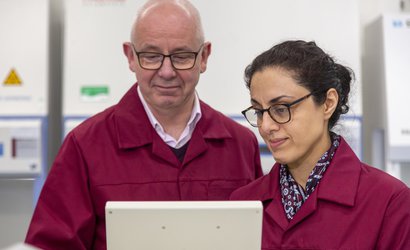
left=137, top=85, right=202, bottom=148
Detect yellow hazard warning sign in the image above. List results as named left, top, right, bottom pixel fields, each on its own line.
left=3, top=68, right=22, bottom=86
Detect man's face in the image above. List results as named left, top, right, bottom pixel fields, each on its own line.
left=124, top=5, right=211, bottom=114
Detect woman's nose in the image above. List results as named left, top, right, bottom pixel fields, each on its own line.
left=259, top=111, right=280, bottom=134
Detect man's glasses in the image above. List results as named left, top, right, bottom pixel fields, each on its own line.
left=241, top=92, right=316, bottom=127
left=132, top=44, right=204, bottom=70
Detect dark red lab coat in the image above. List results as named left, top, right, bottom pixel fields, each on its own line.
left=26, top=84, right=263, bottom=250
left=231, top=137, right=410, bottom=249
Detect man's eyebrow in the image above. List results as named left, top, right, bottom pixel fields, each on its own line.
left=137, top=45, right=194, bottom=53
left=134, top=45, right=160, bottom=52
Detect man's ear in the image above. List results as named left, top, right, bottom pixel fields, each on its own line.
left=199, top=41, right=212, bottom=73
left=323, top=88, right=339, bottom=120
left=123, top=42, right=137, bottom=73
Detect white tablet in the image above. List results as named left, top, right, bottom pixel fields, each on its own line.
left=105, top=201, right=263, bottom=250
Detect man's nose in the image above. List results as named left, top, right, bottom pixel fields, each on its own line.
left=157, top=57, right=177, bottom=78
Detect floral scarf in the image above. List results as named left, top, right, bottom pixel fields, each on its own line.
left=280, top=133, right=341, bottom=220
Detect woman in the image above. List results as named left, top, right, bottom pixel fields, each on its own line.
left=231, top=40, right=410, bottom=249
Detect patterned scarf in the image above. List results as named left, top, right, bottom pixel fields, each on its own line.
left=280, top=133, right=341, bottom=220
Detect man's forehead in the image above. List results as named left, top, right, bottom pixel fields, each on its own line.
left=138, top=0, right=193, bottom=22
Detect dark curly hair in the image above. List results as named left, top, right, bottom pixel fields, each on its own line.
left=244, top=40, right=353, bottom=129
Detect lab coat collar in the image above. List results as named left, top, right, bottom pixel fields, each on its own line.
left=249, top=137, right=362, bottom=230
left=113, top=83, right=232, bottom=150
left=316, top=137, right=361, bottom=207
left=256, top=137, right=361, bottom=206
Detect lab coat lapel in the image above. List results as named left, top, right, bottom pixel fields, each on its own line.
left=262, top=166, right=290, bottom=230
left=181, top=101, right=231, bottom=166
left=265, top=197, right=289, bottom=231
left=182, top=129, right=208, bottom=166
left=285, top=137, right=360, bottom=230
left=264, top=166, right=319, bottom=231
left=286, top=189, right=318, bottom=230
left=151, top=131, right=181, bottom=167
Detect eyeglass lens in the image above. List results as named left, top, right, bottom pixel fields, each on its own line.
left=244, top=105, right=290, bottom=127
left=138, top=52, right=197, bottom=70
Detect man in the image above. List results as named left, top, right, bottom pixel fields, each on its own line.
left=25, top=0, right=262, bottom=249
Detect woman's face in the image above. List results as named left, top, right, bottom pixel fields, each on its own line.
left=249, top=67, right=333, bottom=170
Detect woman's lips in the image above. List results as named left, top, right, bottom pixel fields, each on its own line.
left=268, top=138, right=287, bottom=150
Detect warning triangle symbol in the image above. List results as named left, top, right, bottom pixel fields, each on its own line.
left=3, top=68, right=23, bottom=86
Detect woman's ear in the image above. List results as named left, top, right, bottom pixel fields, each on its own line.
left=323, top=88, right=339, bottom=120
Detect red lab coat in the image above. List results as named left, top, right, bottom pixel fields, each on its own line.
left=26, top=84, right=263, bottom=250
left=231, top=137, right=410, bottom=249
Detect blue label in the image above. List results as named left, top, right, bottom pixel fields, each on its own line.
left=0, top=143, right=3, bottom=157
left=393, top=20, right=403, bottom=28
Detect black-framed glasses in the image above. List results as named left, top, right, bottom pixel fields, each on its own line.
left=131, top=44, right=204, bottom=70
left=241, top=92, right=315, bottom=127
